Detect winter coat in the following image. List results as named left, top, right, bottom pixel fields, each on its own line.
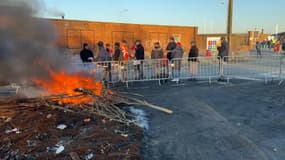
left=113, top=46, right=122, bottom=61
left=151, top=47, right=164, bottom=59
left=282, top=43, right=285, bottom=52
left=80, top=49, right=94, bottom=62
left=166, top=42, right=177, bottom=60
left=135, top=44, right=145, bottom=60
left=188, top=45, right=199, bottom=62
left=171, top=45, right=184, bottom=59
left=166, top=42, right=177, bottom=51
left=256, top=42, right=261, bottom=51
left=97, top=47, right=111, bottom=62
left=218, top=42, right=229, bottom=58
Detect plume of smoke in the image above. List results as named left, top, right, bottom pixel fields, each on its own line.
left=0, top=0, right=68, bottom=84
left=47, top=7, right=65, bottom=17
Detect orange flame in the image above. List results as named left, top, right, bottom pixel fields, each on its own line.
left=34, top=70, right=102, bottom=105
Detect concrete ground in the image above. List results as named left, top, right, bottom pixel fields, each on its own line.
left=120, top=80, right=285, bottom=160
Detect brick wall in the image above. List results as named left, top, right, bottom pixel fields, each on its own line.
left=49, top=19, right=198, bottom=58
left=48, top=19, right=270, bottom=57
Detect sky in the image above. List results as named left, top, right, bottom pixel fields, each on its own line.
left=41, top=0, right=285, bottom=34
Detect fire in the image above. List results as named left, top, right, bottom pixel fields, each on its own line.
left=34, top=71, right=102, bottom=105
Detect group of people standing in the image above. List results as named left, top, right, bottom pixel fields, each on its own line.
left=79, top=36, right=230, bottom=82
left=79, top=40, right=145, bottom=82
left=256, top=38, right=285, bottom=58
left=260, top=39, right=275, bottom=49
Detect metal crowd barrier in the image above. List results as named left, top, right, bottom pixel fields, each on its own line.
left=121, top=59, right=169, bottom=85
left=171, top=57, right=220, bottom=82
left=0, top=83, right=21, bottom=96
left=222, top=55, right=282, bottom=82
left=278, top=56, right=285, bottom=85
left=72, top=55, right=285, bottom=86
left=72, top=61, right=121, bottom=83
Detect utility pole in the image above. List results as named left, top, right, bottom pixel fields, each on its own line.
left=227, top=0, right=233, bottom=56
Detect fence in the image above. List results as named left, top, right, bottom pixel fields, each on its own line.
left=122, top=59, right=169, bottom=84
left=72, top=61, right=121, bottom=83
left=0, top=83, right=21, bottom=96
left=72, top=55, right=285, bottom=86
left=222, top=55, right=282, bottom=80
left=171, top=57, right=220, bottom=81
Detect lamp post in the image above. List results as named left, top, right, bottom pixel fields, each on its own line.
left=227, top=0, right=233, bottom=56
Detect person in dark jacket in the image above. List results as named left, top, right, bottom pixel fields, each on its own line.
left=135, top=40, right=145, bottom=79
left=279, top=37, right=285, bottom=55
left=135, top=40, right=145, bottom=60
left=106, top=43, right=113, bottom=55
left=217, top=37, right=229, bottom=61
left=256, top=41, right=262, bottom=58
left=97, top=41, right=112, bottom=82
left=112, top=42, right=123, bottom=82
left=217, top=37, right=228, bottom=81
left=151, top=42, right=164, bottom=78
left=171, top=42, right=184, bottom=82
left=166, top=37, right=177, bottom=61
left=188, top=41, right=199, bottom=79
left=166, top=37, right=176, bottom=76
left=80, top=43, right=94, bottom=63
left=113, top=42, right=122, bottom=61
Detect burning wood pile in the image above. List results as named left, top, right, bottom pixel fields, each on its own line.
left=0, top=71, right=171, bottom=159
left=0, top=95, right=142, bottom=159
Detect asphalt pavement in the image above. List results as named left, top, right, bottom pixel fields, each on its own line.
left=122, top=80, right=285, bottom=160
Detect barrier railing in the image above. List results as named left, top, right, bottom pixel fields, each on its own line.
left=121, top=59, right=169, bottom=84
left=279, top=56, right=285, bottom=85
left=222, top=55, right=282, bottom=81
left=72, top=61, right=121, bottom=83
left=72, top=55, right=285, bottom=86
left=171, top=57, right=220, bottom=81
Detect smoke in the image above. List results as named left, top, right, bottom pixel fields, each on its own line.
left=47, top=7, right=65, bottom=18
left=0, top=0, right=68, bottom=83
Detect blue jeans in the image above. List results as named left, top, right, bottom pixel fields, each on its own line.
left=173, top=69, right=181, bottom=79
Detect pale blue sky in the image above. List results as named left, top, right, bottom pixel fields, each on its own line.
left=41, top=0, right=285, bottom=34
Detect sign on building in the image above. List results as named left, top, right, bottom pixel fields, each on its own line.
left=207, top=37, right=221, bottom=52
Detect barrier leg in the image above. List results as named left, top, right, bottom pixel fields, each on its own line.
left=126, top=81, right=129, bottom=88
left=279, top=57, right=283, bottom=85
left=279, top=80, right=283, bottom=86
left=218, top=58, right=225, bottom=81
